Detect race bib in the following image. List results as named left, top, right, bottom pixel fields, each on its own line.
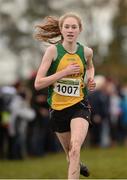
left=54, top=78, right=81, bottom=97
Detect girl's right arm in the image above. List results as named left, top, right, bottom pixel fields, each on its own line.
left=34, top=45, right=80, bottom=90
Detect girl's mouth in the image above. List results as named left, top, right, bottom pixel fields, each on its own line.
left=67, top=34, right=74, bottom=38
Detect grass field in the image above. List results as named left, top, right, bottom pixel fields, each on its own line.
left=0, top=146, right=127, bottom=179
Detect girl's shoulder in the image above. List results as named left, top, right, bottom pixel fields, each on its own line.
left=77, top=42, right=93, bottom=55
left=47, top=44, right=57, bottom=51
left=43, top=44, right=57, bottom=61
left=83, top=46, right=93, bottom=58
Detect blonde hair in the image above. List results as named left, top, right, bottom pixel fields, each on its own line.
left=34, top=12, right=82, bottom=44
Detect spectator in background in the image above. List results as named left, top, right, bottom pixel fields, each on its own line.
left=0, top=90, right=6, bottom=159
left=27, top=73, right=61, bottom=157
left=120, top=85, right=127, bottom=146
left=108, top=82, right=121, bottom=147
left=88, top=75, right=110, bottom=147
left=0, top=86, right=16, bottom=159
left=8, top=82, right=35, bottom=159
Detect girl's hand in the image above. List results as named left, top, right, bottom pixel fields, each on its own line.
left=64, top=63, right=80, bottom=76
left=87, top=78, right=96, bottom=91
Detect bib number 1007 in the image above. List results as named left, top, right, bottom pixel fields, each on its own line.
left=54, top=81, right=80, bottom=97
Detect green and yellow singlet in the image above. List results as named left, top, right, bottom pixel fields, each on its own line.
left=47, top=42, right=88, bottom=110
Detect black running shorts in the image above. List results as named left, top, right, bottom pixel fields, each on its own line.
left=49, top=99, right=91, bottom=133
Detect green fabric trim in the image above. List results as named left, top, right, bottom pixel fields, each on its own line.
left=77, top=43, right=87, bottom=66
left=47, top=86, right=53, bottom=106
left=47, top=43, right=66, bottom=106
left=76, top=43, right=88, bottom=97
left=83, top=86, right=88, bottom=97
left=47, top=43, right=66, bottom=76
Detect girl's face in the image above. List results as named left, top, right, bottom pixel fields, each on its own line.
left=60, top=17, right=81, bottom=43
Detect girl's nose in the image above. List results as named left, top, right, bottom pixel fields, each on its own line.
left=68, top=27, right=73, bottom=31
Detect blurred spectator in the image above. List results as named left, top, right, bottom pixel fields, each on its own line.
left=8, top=82, right=35, bottom=159
left=26, top=73, right=61, bottom=157
left=88, top=75, right=110, bottom=147
left=108, top=82, right=122, bottom=146
left=0, top=86, right=16, bottom=159
left=120, top=85, right=127, bottom=146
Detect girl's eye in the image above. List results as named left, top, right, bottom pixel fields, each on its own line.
left=72, top=25, right=77, bottom=29
left=64, top=25, right=70, bottom=29
left=64, top=25, right=78, bottom=29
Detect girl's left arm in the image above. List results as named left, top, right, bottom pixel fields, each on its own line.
left=84, top=47, right=96, bottom=91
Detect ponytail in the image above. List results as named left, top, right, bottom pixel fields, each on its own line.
left=34, top=16, right=62, bottom=44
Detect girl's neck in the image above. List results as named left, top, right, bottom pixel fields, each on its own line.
left=62, top=41, right=77, bottom=54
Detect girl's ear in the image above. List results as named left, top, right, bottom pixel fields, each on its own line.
left=80, top=27, right=82, bottom=33
left=59, top=26, right=62, bottom=32
left=59, top=27, right=63, bottom=35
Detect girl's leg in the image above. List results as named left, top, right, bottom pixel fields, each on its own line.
left=56, top=132, right=71, bottom=162
left=68, top=118, right=89, bottom=180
